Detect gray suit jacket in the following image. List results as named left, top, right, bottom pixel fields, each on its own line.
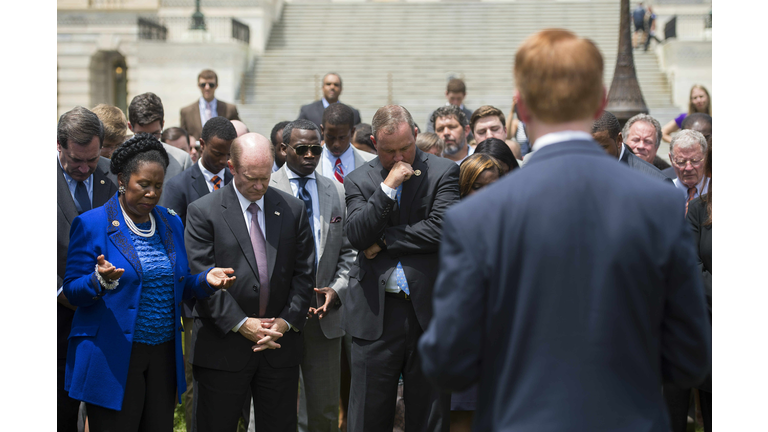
left=162, top=143, right=192, bottom=185
left=315, top=146, right=376, bottom=182
left=57, top=157, right=118, bottom=359
left=619, top=144, right=674, bottom=184
left=270, top=166, right=356, bottom=339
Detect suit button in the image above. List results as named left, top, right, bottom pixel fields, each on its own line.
left=381, top=280, right=385, bottom=285
left=179, top=276, right=184, bottom=282
left=253, top=285, right=258, bottom=291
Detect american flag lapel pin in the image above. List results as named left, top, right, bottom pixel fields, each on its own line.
left=275, top=211, right=281, bottom=216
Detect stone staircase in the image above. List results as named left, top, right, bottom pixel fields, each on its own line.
left=239, top=1, right=678, bottom=136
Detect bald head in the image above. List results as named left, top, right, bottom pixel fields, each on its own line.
left=229, top=133, right=274, bottom=202
left=231, top=120, right=249, bottom=137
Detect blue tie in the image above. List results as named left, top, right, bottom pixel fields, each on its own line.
left=75, top=181, right=91, bottom=214
left=296, top=177, right=318, bottom=268
left=394, top=184, right=410, bottom=295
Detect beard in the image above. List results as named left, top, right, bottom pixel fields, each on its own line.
left=442, top=138, right=466, bottom=156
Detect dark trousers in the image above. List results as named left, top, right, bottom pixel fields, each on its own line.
left=58, top=357, right=81, bottom=432
left=348, top=295, right=450, bottom=432
left=87, top=341, right=176, bottom=432
left=663, top=384, right=712, bottom=432
left=194, top=351, right=300, bottom=432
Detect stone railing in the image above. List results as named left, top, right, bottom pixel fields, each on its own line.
left=137, top=16, right=251, bottom=44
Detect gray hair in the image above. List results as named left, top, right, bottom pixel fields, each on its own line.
left=371, top=105, right=416, bottom=141
left=622, top=114, right=662, bottom=149
left=670, top=129, right=707, bottom=154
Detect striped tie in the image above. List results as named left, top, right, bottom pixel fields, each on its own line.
left=211, top=175, right=221, bottom=191
left=334, top=158, right=344, bottom=183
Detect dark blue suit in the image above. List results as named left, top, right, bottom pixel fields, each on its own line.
left=63, top=193, right=215, bottom=411
left=419, top=139, right=711, bottom=431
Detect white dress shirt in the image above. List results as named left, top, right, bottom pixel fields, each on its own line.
left=321, top=97, right=330, bottom=109
left=285, top=168, right=322, bottom=259
left=320, top=144, right=355, bottom=182
left=272, top=160, right=280, bottom=173
left=453, top=144, right=475, bottom=165
left=198, top=158, right=227, bottom=193
left=531, top=130, right=594, bottom=153
left=198, top=97, right=218, bottom=127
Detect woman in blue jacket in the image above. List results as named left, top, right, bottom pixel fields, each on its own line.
left=63, top=134, right=236, bottom=431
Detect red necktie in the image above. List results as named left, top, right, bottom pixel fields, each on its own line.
left=685, top=187, right=696, bottom=216
left=247, top=203, right=270, bottom=317
left=211, top=175, right=221, bottom=191
left=334, top=158, right=344, bottom=183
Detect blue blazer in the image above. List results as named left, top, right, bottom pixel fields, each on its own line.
left=419, top=139, right=711, bottom=431
left=63, top=193, right=215, bottom=411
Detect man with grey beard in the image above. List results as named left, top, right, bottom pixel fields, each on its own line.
left=430, top=105, right=474, bottom=164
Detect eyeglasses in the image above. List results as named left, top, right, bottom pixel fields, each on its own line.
left=671, top=158, right=705, bottom=168
left=199, top=82, right=217, bottom=89
left=287, top=144, right=323, bottom=156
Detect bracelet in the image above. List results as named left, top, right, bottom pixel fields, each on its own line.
left=94, top=264, right=120, bottom=291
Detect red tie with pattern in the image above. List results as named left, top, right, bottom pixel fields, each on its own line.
left=685, top=187, right=696, bottom=216
left=334, top=158, right=344, bottom=183
left=211, top=175, right=221, bottom=191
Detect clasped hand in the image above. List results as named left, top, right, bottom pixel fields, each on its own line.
left=239, top=317, right=288, bottom=352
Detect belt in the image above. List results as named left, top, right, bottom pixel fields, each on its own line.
left=385, top=290, right=410, bottom=301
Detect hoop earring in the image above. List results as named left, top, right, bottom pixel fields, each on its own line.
left=118, top=185, right=126, bottom=195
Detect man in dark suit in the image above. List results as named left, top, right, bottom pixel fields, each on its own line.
left=185, top=133, right=315, bottom=432
left=57, top=106, right=118, bottom=432
left=343, top=105, right=459, bottom=432
left=419, top=29, right=711, bottom=432
left=316, top=103, right=376, bottom=184
left=180, top=69, right=241, bottom=140
left=298, top=73, right=361, bottom=131
left=270, top=119, right=356, bottom=432
left=592, top=110, right=673, bottom=183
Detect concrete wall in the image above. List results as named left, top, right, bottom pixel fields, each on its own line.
left=657, top=40, right=712, bottom=112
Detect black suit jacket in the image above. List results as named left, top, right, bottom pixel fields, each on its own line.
left=159, top=162, right=233, bottom=317
left=342, top=149, right=460, bottom=340
left=57, top=157, right=117, bottom=360
left=619, top=144, right=674, bottom=184
left=185, top=184, right=315, bottom=371
left=419, top=140, right=711, bottom=431
left=297, top=100, right=361, bottom=129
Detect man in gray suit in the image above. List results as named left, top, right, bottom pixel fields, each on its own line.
left=271, top=119, right=356, bottom=432
left=592, top=110, right=673, bottom=183
left=316, top=103, right=375, bottom=184
left=127, top=92, right=193, bottom=185
left=57, top=106, right=118, bottom=432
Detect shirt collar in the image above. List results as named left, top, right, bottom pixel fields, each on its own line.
left=618, top=143, right=626, bottom=161
left=233, top=179, right=265, bottom=215
left=674, top=176, right=710, bottom=195
left=197, top=158, right=226, bottom=182
left=324, top=144, right=354, bottom=168
left=199, top=97, right=217, bottom=109
left=322, top=97, right=330, bottom=109
left=285, top=165, right=316, bottom=180
left=531, top=130, right=593, bottom=152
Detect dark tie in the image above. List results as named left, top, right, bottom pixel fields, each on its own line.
left=393, top=184, right=410, bottom=295
left=211, top=175, right=221, bottom=191
left=334, top=158, right=344, bottom=183
left=75, top=181, right=91, bottom=214
left=247, top=203, right=270, bottom=317
left=296, top=177, right=318, bottom=268
left=685, top=186, right=697, bottom=216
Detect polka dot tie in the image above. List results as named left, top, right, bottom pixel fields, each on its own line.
left=394, top=184, right=409, bottom=295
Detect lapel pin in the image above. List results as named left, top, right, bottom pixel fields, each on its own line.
left=414, top=170, right=422, bottom=176
left=275, top=211, right=281, bottom=216
left=100, top=180, right=105, bottom=184
left=112, top=220, right=120, bottom=227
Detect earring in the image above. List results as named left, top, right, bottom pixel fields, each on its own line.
left=118, top=185, right=126, bottom=195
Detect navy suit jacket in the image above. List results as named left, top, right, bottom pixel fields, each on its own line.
left=620, top=144, right=674, bottom=184
left=419, top=139, right=711, bottom=431
left=63, top=194, right=215, bottom=410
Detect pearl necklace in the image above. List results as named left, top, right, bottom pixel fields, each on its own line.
left=120, top=204, right=156, bottom=238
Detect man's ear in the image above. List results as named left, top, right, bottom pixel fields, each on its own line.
left=227, top=159, right=236, bottom=175
left=616, top=132, right=623, bottom=146
left=127, top=122, right=134, bottom=132
left=370, top=135, right=378, bottom=150
left=199, top=138, right=206, bottom=153
left=514, top=90, right=532, bottom=124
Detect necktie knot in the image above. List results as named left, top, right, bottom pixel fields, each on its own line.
left=687, top=187, right=697, bottom=200
left=247, top=202, right=260, bottom=217
left=297, top=177, right=310, bottom=189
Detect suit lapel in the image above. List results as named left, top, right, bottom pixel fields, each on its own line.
left=399, top=152, right=427, bottom=222
left=92, top=166, right=114, bottom=207
left=263, top=190, right=282, bottom=282
left=153, top=207, right=177, bottom=270
left=104, top=196, right=143, bottom=279
left=367, top=159, right=399, bottom=225
left=57, top=162, right=79, bottom=225
left=317, top=176, right=333, bottom=261
left=191, top=164, right=210, bottom=199
left=352, top=147, right=365, bottom=172
left=224, top=169, right=233, bottom=185
left=221, top=185, right=260, bottom=279
left=193, top=104, right=203, bottom=138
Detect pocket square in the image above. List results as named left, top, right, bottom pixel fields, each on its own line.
left=330, top=216, right=342, bottom=223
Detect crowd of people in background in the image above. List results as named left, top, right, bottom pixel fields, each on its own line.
left=57, top=28, right=712, bottom=432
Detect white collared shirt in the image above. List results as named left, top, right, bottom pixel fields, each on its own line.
left=618, top=143, right=626, bottom=161
left=272, top=160, right=280, bottom=173
left=198, top=97, right=218, bottom=127
left=452, top=144, right=475, bottom=165
left=198, top=158, right=227, bottom=193
left=285, top=168, right=322, bottom=259
left=321, top=97, right=330, bottom=109
left=321, top=144, right=355, bottom=183
left=531, top=130, right=594, bottom=153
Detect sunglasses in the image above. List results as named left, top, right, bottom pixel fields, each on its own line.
left=288, top=145, right=323, bottom=156
left=199, top=82, right=217, bottom=89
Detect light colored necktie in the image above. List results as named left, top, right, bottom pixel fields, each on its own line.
left=334, top=158, right=345, bottom=183
left=204, top=102, right=212, bottom=122
left=685, top=186, right=697, bottom=216
left=247, top=203, right=270, bottom=317
left=394, top=184, right=410, bottom=295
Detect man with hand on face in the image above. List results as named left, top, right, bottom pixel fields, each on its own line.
left=432, top=105, right=474, bottom=164
left=343, top=105, right=459, bottom=432
left=128, top=92, right=193, bottom=185
left=298, top=73, right=361, bottom=133
left=270, top=119, right=356, bottom=432
left=180, top=69, right=241, bottom=140
left=317, top=103, right=376, bottom=184
left=185, top=133, right=315, bottom=432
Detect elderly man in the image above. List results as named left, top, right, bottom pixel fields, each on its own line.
left=298, top=73, right=361, bottom=131
left=621, top=113, right=670, bottom=170
left=663, top=113, right=712, bottom=179
left=592, top=110, right=671, bottom=183
left=57, top=106, right=118, bottom=432
left=418, top=29, right=711, bottom=431
left=180, top=69, right=241, bottom=140
left=344, top=105, right=459, bottom=431
left=185, top=133, right=315, bottom=432
left=431, top=105, right=474, bottom=164
left=669, top=129, right=710, bottom=214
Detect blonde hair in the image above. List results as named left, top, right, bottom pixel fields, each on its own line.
left=415, top=132, right=444, bottom=154
left=459, top=154, right=503, bottom=198
left=688, top=84, right=712, bottom=116
left=91, top=104, right=128, bottom=145
left=514, top=29, right=604, bottom=124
